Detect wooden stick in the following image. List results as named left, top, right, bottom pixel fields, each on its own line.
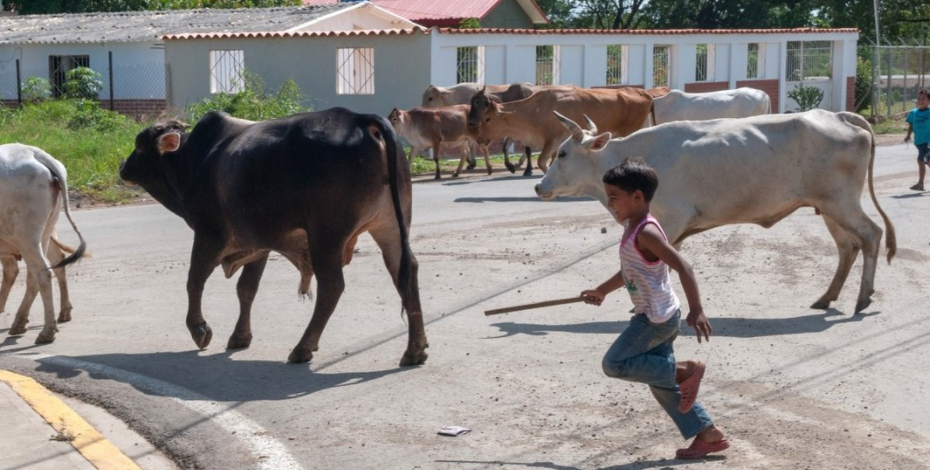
left=484, top=296, right=586, bottom=316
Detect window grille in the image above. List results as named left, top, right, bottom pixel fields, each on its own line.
left=695, top=44, right=715, bottom=82
left=653, top=45, right=670, bottom=88
left=457, top=46, right=485, bottom=84
left=48, top=55, right=89, bottom=97
left=747, top=43, right=762, bottom=79
left=536, top=45, right=560, bottom=85
left=209, top=50, right=244, bottom=94
left=786, top=41, right=832, bottom=82
left=337, top=48, right=375, bottom=95
left=606, top=45, right=629, bottom=85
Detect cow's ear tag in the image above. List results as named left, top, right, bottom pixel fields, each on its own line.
left=157, top=131, right=182, bottom=155
left=588, top=132, right=612, bottom=151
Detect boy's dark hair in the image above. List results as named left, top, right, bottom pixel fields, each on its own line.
left=919, top=89, right=930, bottom=99
left=602, top=157, right=659, bottom=202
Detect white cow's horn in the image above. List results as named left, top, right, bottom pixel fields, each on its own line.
left=583, top=114, right=597, bottom=134
left=554, top=111, right=584, bottom=141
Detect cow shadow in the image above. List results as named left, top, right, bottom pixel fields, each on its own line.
left=486, top=309, right=874, bottom=339
left=455, top=196, right=594, bottom=204
left=442, top=175, right=542, bottom=186
left=29, top=350, right=413, bottom=403
left=435, top=458, right=723, bottom=469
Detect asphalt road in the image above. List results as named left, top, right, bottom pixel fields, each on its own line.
left=1, top=143, right=929, bottom=470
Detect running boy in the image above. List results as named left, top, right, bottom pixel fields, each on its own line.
left=905, top=88, right=930, bottom=191
left=581, top=158, right=728, bottom=459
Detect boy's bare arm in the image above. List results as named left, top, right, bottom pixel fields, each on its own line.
left=638, top=225, right=712, bottom=343
left=906, top=123, right=913, bottom=142
left=581, top=270, right=625, bottom=306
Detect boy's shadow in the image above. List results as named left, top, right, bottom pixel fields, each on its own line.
left=435, top=457, right=724, bottom=469
left=487, top=309, right=873, bottom=339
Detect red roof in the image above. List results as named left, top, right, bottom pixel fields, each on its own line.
left=301, top=0, right=548, bottom=27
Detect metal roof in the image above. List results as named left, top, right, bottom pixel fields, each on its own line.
left=0, top=4, right=353, bottom=45
left=436, top=27, right=860, bottom=35
left=162, top=28, right=425, bottom=40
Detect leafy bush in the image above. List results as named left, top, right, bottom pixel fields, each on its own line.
left=63, top=67, right=103, bottom=100
left=787, top=83, right=824, bottom=111
left=186, top=73, right=310, bottom=122
left=21, top=76, right=51, bottom=102
left=854, top=56, right=873, bottom=113
left=67, top=99, right=126, bottom=132
left=458, top=18, right=481, bottom=29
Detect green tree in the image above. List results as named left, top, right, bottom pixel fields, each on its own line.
left=18, top=0, right=298, bottom=14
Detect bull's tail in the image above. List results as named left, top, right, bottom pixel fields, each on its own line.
left=850, top=113, right=896, bottom=263
left=371, top=117, right=418, bottom=313
left=33, top=152, right=87, bottom=270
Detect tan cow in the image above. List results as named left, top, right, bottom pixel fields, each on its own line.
left=0, top=237, right=83, bottom=324
left=536, top=110, right=895, bottom=314
left=388, top=105, right=490, bottom=179
left=468, top=86, right=654, bottom=173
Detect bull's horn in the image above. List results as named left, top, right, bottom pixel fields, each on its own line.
left=583, top=115, right=598, bottom=134
left=554, top=111, right=584, bottom=141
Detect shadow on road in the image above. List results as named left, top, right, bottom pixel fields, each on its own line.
left=30, top=350, right=415, bottom=402
left=435, top=458, right=724, bottom=469
left=890, top=192, right=926, bottom=199
left=455, top=196, right=594, bottom=203
left=441, top=175, right=542, bottom=186
left=486, top=309, right=876, bottom=339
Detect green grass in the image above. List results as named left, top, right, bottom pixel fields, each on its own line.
left=0, top=100, right=146, bottom=204
left=408, top=151, right=522, bottom=177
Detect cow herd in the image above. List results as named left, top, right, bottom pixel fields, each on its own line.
left=0, top=82, right=896, bottom=367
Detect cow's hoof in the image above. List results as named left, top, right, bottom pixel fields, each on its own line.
left=57, top=309, right=72, bottom=323
left=399, top=350, right=428, bottom=366
left=486, top=168, right=492, bottom=176
left=854, top=298, right=872, bottom=314
left=505, top=162, right=516, bottom=173
left=810, top=298, right=831, bottom=310
left=434, top=174, right=441, bottom=180
left=288, top=347, right=314, bottom=364
left=226, top=334, right=252, bottom=350
left=35, top=327, right=57, bottom=344
left=8, top=321, right=28, bottom=336
left=467, top=161, right=477, bottom=170
left=452, top=171, right=460, bottom=178
left=189, top=324, right=213, bottom=350
left=523, top=169, right=533, bottom=177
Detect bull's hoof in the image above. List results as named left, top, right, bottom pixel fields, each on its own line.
left=189, top=324, right=213, bottom=350
left=505, top=162, right=516, bottom=173
left=522, top=168, right=533, bottom=177
left=467, top=161, right=477, bottom=170
left=434, top=174, right=441, bottom=180
left=854, top=298, right=872, bottom=314
left=486, top=168, right=493, bottom=176
left=8, top=320, right=28, bottom=336
left=34, top=327, right=58, bottom=344
left=810, top=298, right=831, bottom=310
left=288, top=347, right=314, bottom=364
left=452, top=171, right=460, bottom=178
left=57, top=309, right=72, bottom=323
left=226, top=333, right=252, bottom=350
left=399, top=350, right=429, bottom=366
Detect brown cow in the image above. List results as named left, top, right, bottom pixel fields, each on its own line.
left=0, top=237, right=83, bottom=324
left=468, top=86, right=653, bottom=173
left=388, top=105, right=490, bottom=179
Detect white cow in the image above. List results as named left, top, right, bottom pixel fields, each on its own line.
left=651, top=87, right=771, bottom=125
left=0, top=144, right=86, bottom=343
left=535, top=110, right=895, bottom=314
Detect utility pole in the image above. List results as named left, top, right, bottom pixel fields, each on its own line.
left=872, top=0, right=881, bottom=118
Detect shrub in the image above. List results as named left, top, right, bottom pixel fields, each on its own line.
left=63, top=67, right=103, bottom=100
left=67, top=99, right=127, bottom=132
left=21, top=76, right=51, bottom=102
left=186, top=72, right=310, bottom=122
left=787, top=83, right=824, bottom=112
left=854, top=56, right=873, bottom=113
left=458, top=18, right=481, bottom=29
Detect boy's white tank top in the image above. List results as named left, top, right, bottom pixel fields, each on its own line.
left=619, top=215, right=680, bottom=324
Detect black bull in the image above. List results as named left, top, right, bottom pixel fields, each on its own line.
left=118, top=108, right=429, bottom=365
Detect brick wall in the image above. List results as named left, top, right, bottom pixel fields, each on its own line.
left=736, top=79, right=779, bottom=113
left=683, top=81, right=729, bottom=93
left=846, top=76, right=856, bottom=112
left=1, top=99, right=167, bottom=119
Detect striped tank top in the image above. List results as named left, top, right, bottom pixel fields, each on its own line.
left=619, top=215, right=680, bottom=324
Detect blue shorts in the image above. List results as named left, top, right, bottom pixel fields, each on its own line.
left=919, top=143, right=930, bottom=163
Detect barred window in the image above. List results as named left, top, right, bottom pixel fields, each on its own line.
left=786, top=41, right=832, bottom=82
left=695, top=44, right=715, bottom=82
left=536, top=45, right=560, bottom=85
left=457, top=46, right=485, bottom=84
left=747, top=43, right=764, bottom=79
left=606, top=44, right=629, bottom=85
left=49, top=55, right=89, bottom=97
left=209, top=50, right=244, bottom=94
left=653, top=45, right=670, bottom=88
left=337, top=48, right=375, bottom=95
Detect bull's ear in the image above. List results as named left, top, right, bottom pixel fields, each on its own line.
left=157, top=131, right=182, bottom=155
left=587, top=132, right=612, bottom=151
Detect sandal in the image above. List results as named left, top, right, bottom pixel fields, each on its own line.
left=676, top=438, right=730, bottom=459
left=910, top=184, right=924, bottom=191
left=678, top=361, right=705, bottom=413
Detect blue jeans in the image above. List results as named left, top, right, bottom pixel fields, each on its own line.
left=602, top=310, right=714, bottom=439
